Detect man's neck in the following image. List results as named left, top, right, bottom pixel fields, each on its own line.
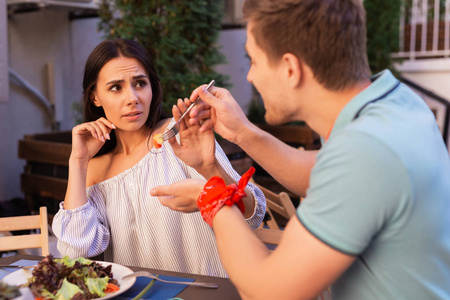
left=300, top=78, right=372, bottom=139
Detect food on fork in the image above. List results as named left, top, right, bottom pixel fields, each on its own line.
left=153, top=133, right=164, bottom=149
left=25, top=255, right=119, bottom=300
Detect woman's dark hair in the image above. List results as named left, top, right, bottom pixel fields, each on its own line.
left=82, top=39, right=167, bottom=155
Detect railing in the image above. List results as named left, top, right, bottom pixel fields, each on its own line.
left=393, top=0, right=450, bottom=59
left=400, top=76, right=450, bottom=146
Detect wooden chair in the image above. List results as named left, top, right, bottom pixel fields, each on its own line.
left=252, top=180, right=297, bottom=230
left=0, top=206, right=49, bottom=255
left=252, top=183, right=331, bottom=300
left=251, top=181, right=297, bottom=250
left=253, top=227, right=283, bottom=247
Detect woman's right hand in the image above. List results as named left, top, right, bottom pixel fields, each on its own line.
left=71, top=117, right=116, bottom=160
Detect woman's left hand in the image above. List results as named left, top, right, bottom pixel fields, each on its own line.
left=169, top=98, right=217, bottom=175
left=151, top=179, right=205, bottom=213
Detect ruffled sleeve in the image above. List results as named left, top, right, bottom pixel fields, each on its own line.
left=52, top=191, right=110, bottom=258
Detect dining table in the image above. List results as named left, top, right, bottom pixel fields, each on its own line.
left=0, top=254, right=241, bottom=300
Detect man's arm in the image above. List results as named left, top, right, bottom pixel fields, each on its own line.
left=168, top=98, right=257, bottom=217
left=236, top=123, right=317, bottom=197
left=150, top=176, right=355, bottom=299
left=189, top=85, right=317, bottom=196
left=213, top=205, right=355, bottom=300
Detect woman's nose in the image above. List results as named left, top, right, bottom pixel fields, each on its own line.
left=127, top=88, right=139, bottom=105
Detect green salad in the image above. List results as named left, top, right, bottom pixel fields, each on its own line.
left=26, top=255, right=119, bottom=300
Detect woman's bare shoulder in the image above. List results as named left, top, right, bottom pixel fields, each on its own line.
left=86, top=153, right=113, bottom=187
left=153, top=118, right=172, bottom=135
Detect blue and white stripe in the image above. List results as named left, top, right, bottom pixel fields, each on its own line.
left=52, top=137, right=265, bottom=278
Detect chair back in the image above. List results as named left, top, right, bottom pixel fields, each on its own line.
left=0, top=206, right=49, bottom=255
left=253, top=228, right=283, bottom=246
left=252, top=181, right=297, bottom=230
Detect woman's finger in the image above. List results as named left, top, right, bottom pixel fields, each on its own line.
left=74, top=122, right=99, bottom=140
left=172, top=101, right=185, bottom=134
left=97, top=117, right=117, bottom=130
left=173, top=100, right=182, bottom=120
left=176, top=98, right=190, bottom=130
left=90, top=121, right=108, bottom=142
left=94, top=118, right=116, bottom=141
left=182, top=98, right=193, bottom=128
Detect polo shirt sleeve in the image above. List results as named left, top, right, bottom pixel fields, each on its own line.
left=297, top=130, right=411, bottom=255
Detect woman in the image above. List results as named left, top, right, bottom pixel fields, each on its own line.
left=52, top=39, right=265, bottom=278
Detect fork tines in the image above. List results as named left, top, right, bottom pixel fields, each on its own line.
left=160, top=79, right=215, bottom=142
left=160, top=127, right=177, bottom=141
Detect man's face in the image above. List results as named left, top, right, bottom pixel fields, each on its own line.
left=245, top=22, right=290, bottom=125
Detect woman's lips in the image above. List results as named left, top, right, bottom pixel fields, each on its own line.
left=122, top=111, right=142, bottom=120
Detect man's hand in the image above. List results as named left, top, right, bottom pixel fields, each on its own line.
left=150, top=179, right=205, bottom=213
left=188, top=85, right=254, bottom=145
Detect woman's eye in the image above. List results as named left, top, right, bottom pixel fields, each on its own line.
left=135, top=80, right=147, bottom=88
left=110, top=84, right=121, bottom=92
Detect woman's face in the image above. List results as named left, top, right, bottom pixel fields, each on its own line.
left=92, top=56, right=153, bottom=132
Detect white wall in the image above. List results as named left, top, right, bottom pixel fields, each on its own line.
left=395, top=59, right=450, bottom=152
left=0, top=0, right=8, bottom=103
left=216, top=28, right=252, bottom=112
left=69, top=17, right=104, bottom=119
left=0, top=12, right=251, bottom=201
left=0, top=11, right=103, bottom=201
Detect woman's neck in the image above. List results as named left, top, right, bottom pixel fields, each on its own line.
left=114, top=127, right=152, bottom=155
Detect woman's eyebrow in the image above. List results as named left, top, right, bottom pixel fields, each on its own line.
left=106, top=74, right=148, bottom=86
left=106, top=79, right=124, bottom=86
left=133, top=74, right=148, bottom=80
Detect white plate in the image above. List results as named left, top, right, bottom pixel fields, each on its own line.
left=2, top=261, right=136, bottom=300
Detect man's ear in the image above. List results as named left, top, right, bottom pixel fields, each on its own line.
left=281, top=53, right=302, bottom=88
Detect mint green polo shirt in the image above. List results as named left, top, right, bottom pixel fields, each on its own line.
left=297, top=70, right=450, bottom=299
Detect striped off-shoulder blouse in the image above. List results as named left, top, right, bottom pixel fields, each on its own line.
left=52, top=138, right=265, bottom=278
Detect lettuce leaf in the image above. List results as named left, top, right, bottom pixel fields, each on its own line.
left=56, top=256, right=93, bottom=268
left=85, top=276, right=109, bottom=298
left=55, top=278, right=83, bottom=300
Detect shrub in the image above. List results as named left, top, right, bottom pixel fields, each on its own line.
left=98, top=0, right=229, bottom=113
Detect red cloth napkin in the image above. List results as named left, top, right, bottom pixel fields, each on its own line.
left=197, top=167, right=255, bottom=226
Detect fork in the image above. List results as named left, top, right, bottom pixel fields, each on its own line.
left=159, top=79, right=216, bottom=142
left=122, top=271, right=218, bottom=289
left=0, top=265, right=36, bottom=269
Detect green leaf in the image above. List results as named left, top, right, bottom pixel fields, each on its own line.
left=97, top=0, right=229, bottom=113
left=54, top=278, right=83, bottom=300
left=55, top=256, right=92, bottom=267
left=85, top=276, right=109, bottom=297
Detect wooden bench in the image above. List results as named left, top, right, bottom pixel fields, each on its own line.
left=18, top=131, right=71, bottom=216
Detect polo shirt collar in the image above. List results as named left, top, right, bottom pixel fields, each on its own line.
left=328, top=69, right=400, bottom=140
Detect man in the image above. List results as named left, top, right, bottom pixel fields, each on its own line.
left=151, top=0, right=450, bottom=299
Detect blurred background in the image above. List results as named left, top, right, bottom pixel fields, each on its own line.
left=0, top=0, right=449, bottom=215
